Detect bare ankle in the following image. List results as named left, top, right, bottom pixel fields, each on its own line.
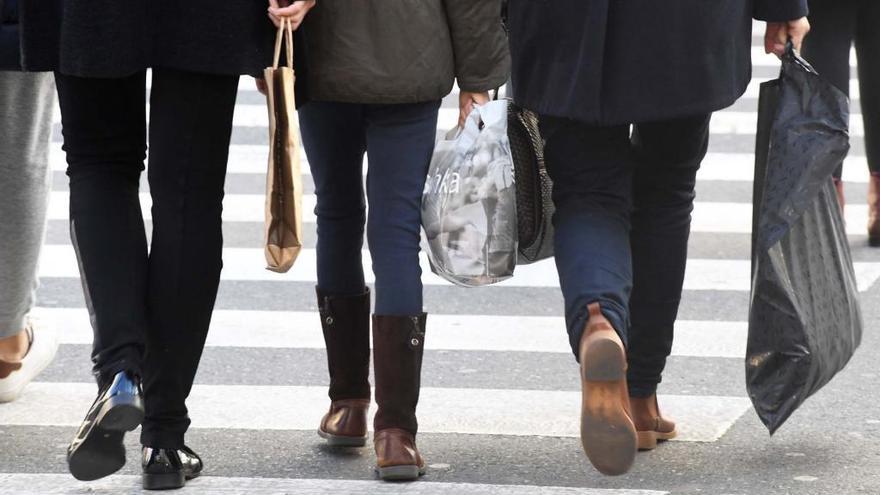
left=0, top=330, right=30, bottom=363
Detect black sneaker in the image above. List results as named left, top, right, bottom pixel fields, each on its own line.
left=67, top=370, right=144, bottom=481
left=142, top=446, right=203, bottom=490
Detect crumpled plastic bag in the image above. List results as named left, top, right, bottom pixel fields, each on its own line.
left=748, top=44, right=862, bottom=434
left=422, top=101, right=517, bottom=287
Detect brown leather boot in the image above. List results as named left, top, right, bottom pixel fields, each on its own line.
left=372, top=314, right=427, bottom=481
left=868, top=174, right=880, bottom=247
left=833, top=177, right=846, bottom=214
left=578, top=303, right=637, bottom=476
left=316, top=288, right=371, bottom=447
left=630, top=394, right=677, bottom=450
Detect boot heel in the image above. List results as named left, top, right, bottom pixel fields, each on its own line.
left=637, top=430, right=658, bottom=450
left=143, top=471, right=186, bottom=490
left=318, top=428, right=368, bottom=447
left=97, top=395, right=144, bottom=432
left=582, top=337, right=626, bottom=381
left=377, top=464, right=423, bottom=481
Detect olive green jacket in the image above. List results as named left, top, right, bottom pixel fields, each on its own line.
left=301, top=0, right=510, bottom=104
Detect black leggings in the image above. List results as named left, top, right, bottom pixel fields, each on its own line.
left=802, top=0, right=880, bottom=177
left=55, top=68, right=239, bottom=449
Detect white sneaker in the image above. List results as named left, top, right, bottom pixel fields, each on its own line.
left=0, top=318, right=59, bottom=403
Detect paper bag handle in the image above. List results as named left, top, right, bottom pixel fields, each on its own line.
left=272, top=17, right=295, bottom=70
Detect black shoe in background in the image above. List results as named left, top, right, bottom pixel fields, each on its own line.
left=67, top=370, right=144, bottom=481
left=142, top=446, right=203, bottom=490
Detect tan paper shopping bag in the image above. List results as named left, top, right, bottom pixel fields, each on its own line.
left=263, top=18, right=303, bottom=273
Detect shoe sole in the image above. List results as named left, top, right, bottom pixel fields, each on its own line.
left=637, top=428, right=678, bottom=451
left=318, top=428, right=368, bottom=447
left=68, top=394, right=144, bottom=481
left=376, top=464, right=426, bottom=481
left=143, top=471, right=186, bottom=490
left=580, top=337, right=637, bottom=477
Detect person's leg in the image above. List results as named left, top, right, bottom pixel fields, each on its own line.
left=56, top=71, right=149, bottom=482
left=139, top=68, right=239, bottom=454
left=627, top=114, right=710, bottom=397
left=856, top=1, right=880, bottom=245
left=539, top=117, right=637, bottom=476
left=539, top=118, right=633, bottom=354
left=626, top=114, right=710, bottom=449
left=0, top=72, right=55, bottom=346
left=802, top=0, right=856, bottom=183
left=364, top=101, right=440, bottom=481
left=298, top=101, right=372, bottom=447
left=0, top=71, right=59, bottom=402
left=56, top=71, right=149, bottom=385
left=299, top=101, right=369, bottom=295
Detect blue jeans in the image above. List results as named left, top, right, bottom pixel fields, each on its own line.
left=298, top=100, right=441, bottom=315
left=540, top=114, right=710, bottom=397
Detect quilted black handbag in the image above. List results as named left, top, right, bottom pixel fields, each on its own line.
left=507, top=100, right=554, bottom=264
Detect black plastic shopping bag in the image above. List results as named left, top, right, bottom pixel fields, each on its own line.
left=748, top=44, right=861, bottom=434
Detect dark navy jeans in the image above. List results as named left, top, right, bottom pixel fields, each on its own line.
left=298, top=100, right=441, bottom=315
left=539, top=114, right=710, bottom=397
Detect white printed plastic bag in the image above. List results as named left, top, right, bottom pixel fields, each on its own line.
left=421, top=101, right=517, bottom=287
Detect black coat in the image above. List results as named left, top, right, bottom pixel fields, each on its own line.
left=0, top=0, right=20, bottom=70
left=508, top=0, right=809, bottom=125
left=20, top=1, right=275, bottom=77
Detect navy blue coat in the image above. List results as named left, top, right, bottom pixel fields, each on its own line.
left=0, top=0, right=20, bottom=70
left=19, top=1, right=275, bottom=77
left=508, top=0, right=809, bottom=125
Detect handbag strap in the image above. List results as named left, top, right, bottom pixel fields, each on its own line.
left=272, top=18, right=295, bottom=70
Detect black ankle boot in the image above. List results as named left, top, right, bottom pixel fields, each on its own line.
left=142, top=445, right=203, bottom=490
left=67, top=370, right=144, bottom=481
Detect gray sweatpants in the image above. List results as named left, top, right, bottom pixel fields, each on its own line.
left=0, top=72, right=56, bottom=338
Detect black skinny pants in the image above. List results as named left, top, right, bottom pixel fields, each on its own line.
left=802, top=0, right=880, bottom=177
left=55, top=68, right=239, bottom=449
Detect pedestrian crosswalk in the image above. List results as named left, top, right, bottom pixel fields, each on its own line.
left=2, top=30, right=876, bottom=494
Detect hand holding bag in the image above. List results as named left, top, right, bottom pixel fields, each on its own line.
left=422, top=100, right=518, bottom=287
left=263, top=17, right=304, bottom=273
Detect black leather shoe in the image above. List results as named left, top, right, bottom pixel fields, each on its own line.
left=142, top=446, right=203, bottom=490
left=67, top=370, right=144, bottom=481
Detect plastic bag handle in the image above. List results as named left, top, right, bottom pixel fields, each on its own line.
left=783, top=38, right=818, bottom=76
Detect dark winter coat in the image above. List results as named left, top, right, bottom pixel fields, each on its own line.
left=19, top=1, right=276, bottom=77
left=508, top=0, right=809, bottom=125
left=0, top=0, right=20, bottom=70
left=300, top=0, right=510, bottom=104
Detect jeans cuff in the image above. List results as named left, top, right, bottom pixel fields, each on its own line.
left=567, top=301, right=628, bottom=362
left=627, top=381, right=659, bottom=398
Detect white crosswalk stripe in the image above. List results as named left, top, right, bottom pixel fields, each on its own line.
left=6, top=36, right=875, bottom=494
left=0, top=474, right=669, bottom=495
left=34, top=244, right=880, bottom=291
left=43, top=191, right=875, bottom=236
left=37, top=308, right=747, bottom=357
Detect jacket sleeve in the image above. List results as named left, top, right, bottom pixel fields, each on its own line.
left=441, top=0, right=511, bottom=93
left=0, top=0, right=23, bottom=71
left=753, top=0, right=808, bottom=22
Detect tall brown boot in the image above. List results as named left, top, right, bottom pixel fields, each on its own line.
left=578, top=303, right=637, bottom=476
left=316, top=288, right=371, bottom=447
left=372, top=314, right=427, bottom=481
left=630, top=394, right=677, bottom=450
left=868, top=174, right=880, bottom=247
